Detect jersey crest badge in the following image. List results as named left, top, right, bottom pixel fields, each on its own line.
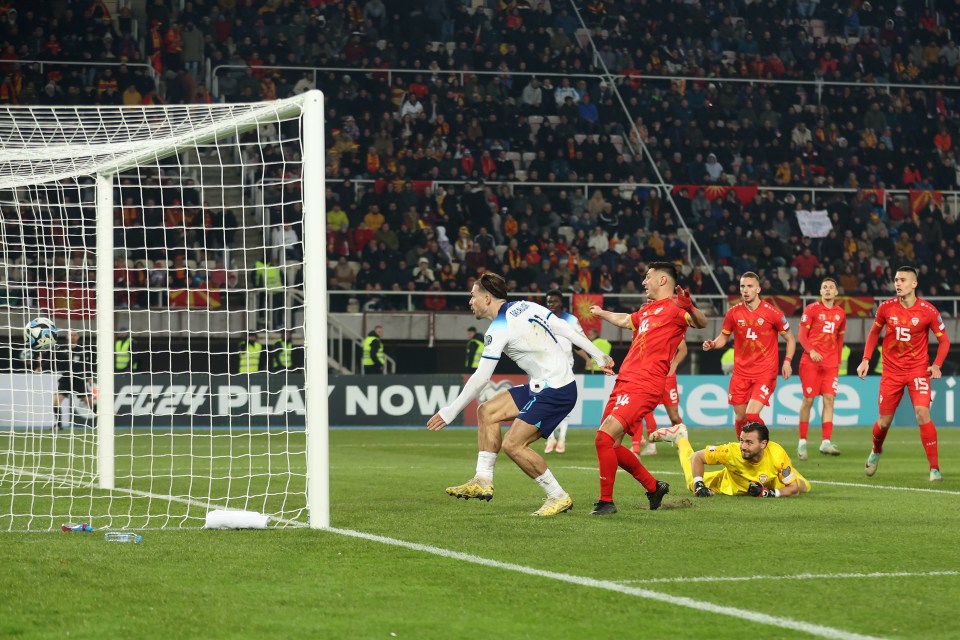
left=757, top=318, right=764, bottom=325
left=912, top=317, right=919, bottom=326
left=758, top=474, right=768, bottom=483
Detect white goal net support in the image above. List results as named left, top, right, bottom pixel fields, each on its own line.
left=0, top=91, right=329, bottom=531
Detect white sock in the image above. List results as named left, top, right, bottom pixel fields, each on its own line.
left=798, top=438, right=807, bottom=445
left=534, top=469, right=566, bottom=499
left=476, top=451, right=497, bottom=481
left=555, top=419, right=568, bottom=442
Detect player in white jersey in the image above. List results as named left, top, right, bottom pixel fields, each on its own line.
left=543, top=289, right=587, bottom=454
left=427, top=273, right=615, bottom=516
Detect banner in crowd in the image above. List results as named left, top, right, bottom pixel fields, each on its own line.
left=3, top=374, right=955, bottom=429
left=909, top=189, right=944, bottom=215
left=36, top=286, right=96, bottom=319
left=670, top=184, right=759, bottom=206
left=837, top=296, right=877, bottom=318
left=168, top=287, right=223, bottom=309
left=795, top=209, right=832, bottom=238
left=572, top=293, right=603, bottom=334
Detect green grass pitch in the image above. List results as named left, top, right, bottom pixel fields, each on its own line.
left=1, top=426, right=958, bottom=639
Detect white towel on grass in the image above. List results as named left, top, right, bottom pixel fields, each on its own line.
left=204, top=509, right=270, bottom=529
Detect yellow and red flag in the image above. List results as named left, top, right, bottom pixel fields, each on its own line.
left=572, top=294, right=604, bottom=334
left=909, top=189, right=943, bottom=215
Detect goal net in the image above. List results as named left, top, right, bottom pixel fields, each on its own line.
left=0, top=91, right=329, bottom=531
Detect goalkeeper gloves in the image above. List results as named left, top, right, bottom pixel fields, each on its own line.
left=748, top=481, right=780, bottom=498
left=693, top=480, right=714, bottom=497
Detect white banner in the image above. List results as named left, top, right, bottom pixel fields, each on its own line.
left=795, top=209, right=832, bottom=238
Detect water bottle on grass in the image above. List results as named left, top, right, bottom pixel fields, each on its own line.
left=104, top=532, right=142, bottom=543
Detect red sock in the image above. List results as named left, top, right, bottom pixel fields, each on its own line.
left=735, top=418, right=746, bottom=439
left=799, top=421, right=809, bottom=439
left=615, top=445, right=658, bottom=492
left=871, top=421, right=888, bottom=454
left=745, top=412, right=763, bottom=425
left=644, top=412, right=657, bottom=435
left=919, top=421, right=939, bottom=470
left=595, top=431, right=619, bottom=502
left=822, top=421, right=833, bottom=441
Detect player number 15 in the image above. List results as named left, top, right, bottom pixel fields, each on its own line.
left=895, top=326, right=911, bottom=342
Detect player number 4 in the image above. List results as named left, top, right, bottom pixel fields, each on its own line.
left=895, top=326, right=911, bottom=342
left=745, top=328, right=758, bottom=340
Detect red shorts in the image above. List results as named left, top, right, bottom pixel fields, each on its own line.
left=799, top=356, right=839, bottom=398
left=602, top=378, right=663, bottom=436
left=728, top=374, right=777, bottom=406
left=662, top=374, right=680, bottom=407
left=879, top=372, right=931, bottom=415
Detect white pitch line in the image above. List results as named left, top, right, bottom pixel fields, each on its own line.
left=619, top=570, right=960, bottom=585
left=328, top=526, right=884, bottom=640
left=560, top=466, right=960, bottom=495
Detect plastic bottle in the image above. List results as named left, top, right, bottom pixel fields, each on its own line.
left=61, top=523, right=93, bottom=532
left=104, top=531, right=142, bottom=543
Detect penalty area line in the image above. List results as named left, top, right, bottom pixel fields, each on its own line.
left=619, top=570, right=960, bottom=585
left=327, top=526, right=884, bottom=640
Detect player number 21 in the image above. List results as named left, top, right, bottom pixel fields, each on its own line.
left=895, top=326, right=911, bottom=342
left=822, top=321, right=835, bottom=334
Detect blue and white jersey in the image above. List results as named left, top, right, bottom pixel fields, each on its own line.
left=483, top=300, right=575, bottom=389
left=554, top=310, right=586, bottom=368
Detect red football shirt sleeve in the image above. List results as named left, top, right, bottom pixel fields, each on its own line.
left=628, top=309, right=642, bottom=332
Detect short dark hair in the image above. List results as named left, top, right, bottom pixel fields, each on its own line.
left=897, top=265, right=919, bottom=279
left=478, top=272, right=508, bottom=300
left=648, top=261, right=677, bottom=285
left=821, top=277, right=838, bottom=288
left=741, top=271, right=761, bottom=283
left=545, top=288, right=565, bottom=303
left=467, top=326, right=477, bottom=332
left=741, top=421, right=769, bottom=442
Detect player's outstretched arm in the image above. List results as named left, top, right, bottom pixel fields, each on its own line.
left=549, top=313, right=615, bottom=374
left=589, top=305, right=632, bottom=329
left=690, top=450, right=715, bottom=497
left=703, top=333, right=728, bottom=351
left=428, top=357, right=498, bottom=431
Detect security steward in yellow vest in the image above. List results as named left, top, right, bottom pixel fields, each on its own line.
left=239, top=333, right=264, bottom=373
left=465, top=326, right=484, bottom=372
left=255, top=255, right=285, bottom=329
left=838, top=344, right=851, bottom=375
left=115, top=326, right=137, bottom=372
left=271, top=331, right=295, bottom=371
left=584, top=328, right=612, bottom=373
left=362, top=325, right=384, bottom=374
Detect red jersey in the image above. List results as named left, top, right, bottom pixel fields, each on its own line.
left=800, top=301, right=847, bottom=367
left=618, top=297, right=690, bottom=383
left=722, top=300, right=791, bottom=379
left=874, top=297, right=947, bottom=376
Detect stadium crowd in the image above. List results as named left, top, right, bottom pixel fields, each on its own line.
left=0, top=0, right=959, bottom=310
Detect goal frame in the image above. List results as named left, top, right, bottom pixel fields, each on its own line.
left=3, top=90, right=329, bottom=530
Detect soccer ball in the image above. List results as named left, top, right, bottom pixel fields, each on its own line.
left=25, top=317, right=58, bottom=350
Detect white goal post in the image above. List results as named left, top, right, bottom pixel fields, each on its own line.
left=0, top=91, right=329, bottom=531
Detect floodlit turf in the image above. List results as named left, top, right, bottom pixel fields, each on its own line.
left=1, top=426, right=958, bottom=639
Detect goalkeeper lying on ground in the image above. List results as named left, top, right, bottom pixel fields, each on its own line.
left=649, top=421, right=811, bottom=497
